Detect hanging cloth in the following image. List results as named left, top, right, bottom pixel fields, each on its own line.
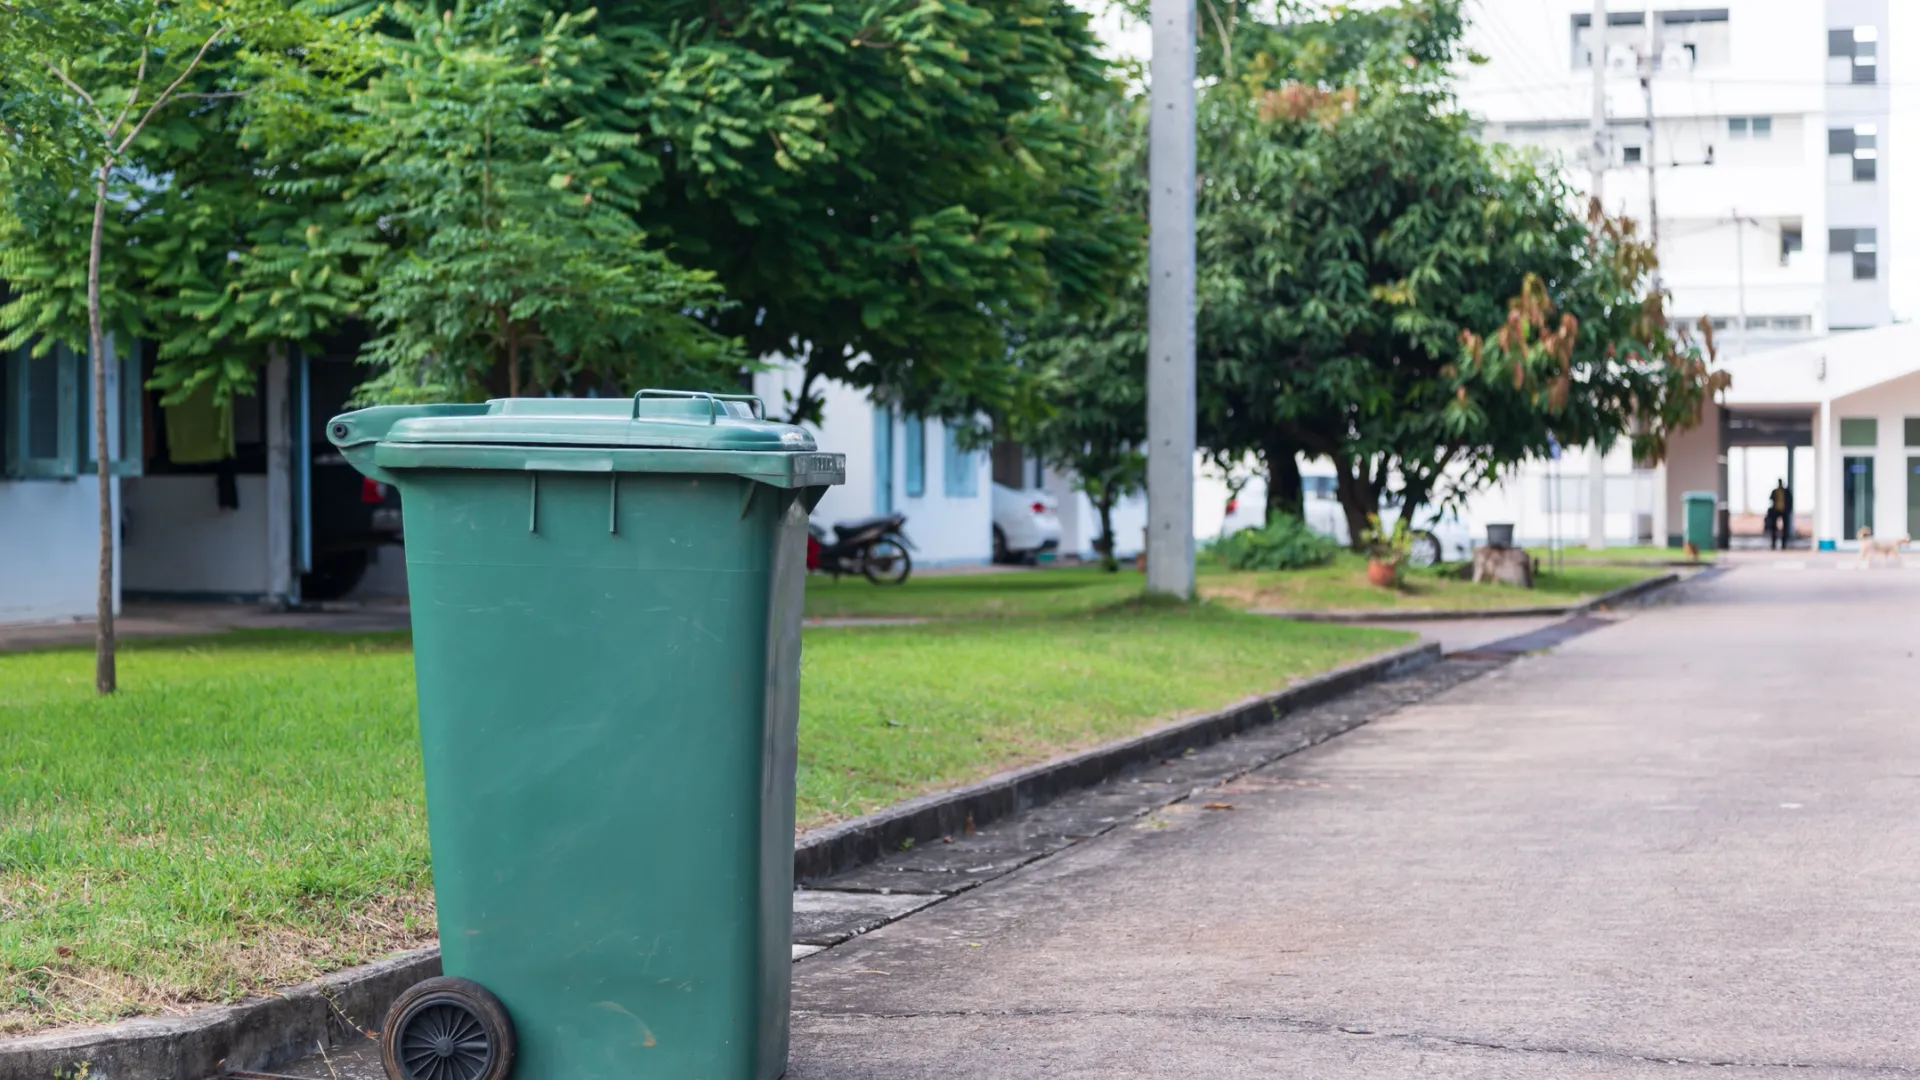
left=163, top=383, right=235, bottom=465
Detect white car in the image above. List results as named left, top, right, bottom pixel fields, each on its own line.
left=991, top=484, right=1063, bottom=564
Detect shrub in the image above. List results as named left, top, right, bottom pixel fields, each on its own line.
left=1211, top=513, right=1340, bottom=571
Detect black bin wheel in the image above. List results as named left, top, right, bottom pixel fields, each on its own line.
left=380, top=976, right=515, bottom=1080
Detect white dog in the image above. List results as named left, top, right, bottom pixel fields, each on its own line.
left=1858, top=527, right=1908, bottom=568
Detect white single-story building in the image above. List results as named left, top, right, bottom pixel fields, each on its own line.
left=1452, top=324, right=1920, bottom=552
left=1, top=333, right=405, bottom=629
left=1709, top=321, right=1920, bottom=548
left=3, top=339, right=140, bottom=624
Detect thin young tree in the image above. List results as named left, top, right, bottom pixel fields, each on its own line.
left=0, top=0, right=334, bottom=693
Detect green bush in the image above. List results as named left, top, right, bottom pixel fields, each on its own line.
left=1210, top=513, right=1341, bottom=571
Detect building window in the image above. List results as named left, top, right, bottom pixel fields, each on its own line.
left=1622, top=144, right=1643, bottom=164
left=902, top=414, right=925, bottom=497
left=1830, top=227, right=1879, bottom=280
left=1841, top=418, right=1878, bottom=447
left=1743, top=315, right=1810, bottom=334
left=3, top=339, right=142, bottom=480
left=1844, top=456, right=1875, bottom=537
left=1657, top=9, right=1731, bottom=68
left=1904, top=418, right=1920, bottom=448
left=1570, top=11, right=1648, bottom=70
left=1832, top=125, right=1878, bottom=182
left=1780, top=225, right=1803, bottom=265
left=1728, top=116, right=1771, bottom=140
left=1831, top=26, right=1878, bottom=83
left=943, top=425, right=979, bottom=498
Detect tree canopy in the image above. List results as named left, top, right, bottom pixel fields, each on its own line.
left=1189, top=0, right=1719, bottom=541
left=341, top=0, right=740, bottom=403
left=582, top=0, right=1138, bottom=423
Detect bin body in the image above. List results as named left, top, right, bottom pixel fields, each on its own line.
left=327, top=395, right=842, bottom=1080
left=1683, top=491, right=1717, bottom=551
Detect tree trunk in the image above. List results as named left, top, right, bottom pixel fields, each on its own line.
left=1333, top=457, right=1377, bottom=552
left=785, top=354, right=830, bottom=426
left=506, top=327, right=521, bottom=398
left=1263, top=442, right=1303, bottom=521
left=1096, top=492, right=1118, bottom=573
left=88, top=163, right=116, bottom=695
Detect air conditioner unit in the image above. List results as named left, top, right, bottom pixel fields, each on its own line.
left=1661, top=44, right=1694, bottom=73
left=1606, top=43, right=1639, bottom=74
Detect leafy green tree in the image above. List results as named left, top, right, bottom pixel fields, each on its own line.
left=341, top=1, right=738, bottom=403
left=1192, top=0, right=1717, bottom=544
left=0, top=0, right=338, bottom=693
left=1015, top=305, right=1148, bottom=572
left=583, top=0, right=1136, bottom=423
left=1008, top=87, right=1147, bottom=571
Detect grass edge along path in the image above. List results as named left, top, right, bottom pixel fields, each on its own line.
left=0, top=607, right=1408, bottom=1034
left=805, top=559, right=1670, bottom=620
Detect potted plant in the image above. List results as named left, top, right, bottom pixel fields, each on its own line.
left=1359, top=513, right=1413, bottom=588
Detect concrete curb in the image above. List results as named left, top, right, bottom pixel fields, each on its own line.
left=791, top=640, right=1441, bottom=882
left=0, top=947, right=438, bottom=1080
left=1252, top=571, right=1683, bottom=624
left=5, top=640, right=1441, bottom=1079
left=1571, top=571, right=1681, bottom=612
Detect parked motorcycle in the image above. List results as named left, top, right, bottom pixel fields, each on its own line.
left=808, top=513, right=915, bottom=585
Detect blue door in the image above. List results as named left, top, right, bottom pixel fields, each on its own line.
left=873, top=406, right=894, bottom=514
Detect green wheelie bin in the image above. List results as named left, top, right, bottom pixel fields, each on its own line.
left=325, top=391, right=843, bottom=1080
left=1683, top=490, right=1717, bottom=552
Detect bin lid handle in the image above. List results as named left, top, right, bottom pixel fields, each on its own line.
left=632, top=388, right=767, bottom=423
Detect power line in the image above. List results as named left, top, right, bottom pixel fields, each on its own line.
left=1462, top=76, right=1920, bottom=96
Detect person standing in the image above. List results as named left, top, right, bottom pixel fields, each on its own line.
left=1768, top=479, right=1793, bottom=550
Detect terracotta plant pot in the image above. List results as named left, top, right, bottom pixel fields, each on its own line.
left=1366, top=558, right=1400, bottom=587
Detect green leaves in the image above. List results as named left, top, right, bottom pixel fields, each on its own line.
left=588, top=0, right=1130, bottom=422
left=0, top=0, right=370, bottom=401
left=340, top=0, right=739, bottom=402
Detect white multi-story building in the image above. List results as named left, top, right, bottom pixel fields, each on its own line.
left=1456, top=0, right=1893, bottom=547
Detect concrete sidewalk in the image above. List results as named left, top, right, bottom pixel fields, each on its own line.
left=786, top=565, right=1920, bottom=1077
left=0, top=600, right=411, bottom=652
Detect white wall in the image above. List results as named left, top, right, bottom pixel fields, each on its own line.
left=121, top=475, right=272, bottom=596
left=882, top=411, right=991, bottom=565
left=752, top=361, right=993, bottom=566
left=1459, top=0, right=1891, bottom=342
left=0, top=339, right=130, bottom=626
left=0, top=478, right=118, bottom=624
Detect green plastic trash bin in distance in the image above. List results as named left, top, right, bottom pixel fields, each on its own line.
left=326, top=391, right=844, bottom=1080
left=1682, top=490, right=1717, bottom=552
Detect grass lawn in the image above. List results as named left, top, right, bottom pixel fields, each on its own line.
left=1198, top=555, right=1668, bottom=613
left=803, top=566, right=1143, bottom=619
left=0, top=608, right=1406, bottom=1032
left=794, top=604, right=1404, bottom=823
left=804, top=558, right=1669, bottom=620
left=1533, top=544, right=1709, bottom=565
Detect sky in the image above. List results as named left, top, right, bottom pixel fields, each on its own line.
left=1073, top=0, right=1920, bottom=323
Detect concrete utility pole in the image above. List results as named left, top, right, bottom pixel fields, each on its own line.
left=1641, top=18, right=1661, bottom=295
left=1589, top=0, right=1608, bottom=203
left=1146, top=0, right=1196, bottom=599
left=1585, top=0, right=1609, bottom=551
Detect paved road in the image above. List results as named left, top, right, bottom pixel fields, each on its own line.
left=789, top=566, right=1920, bottom=1078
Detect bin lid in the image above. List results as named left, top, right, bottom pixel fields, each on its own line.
left=355, top=392, right=815, bottom=453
